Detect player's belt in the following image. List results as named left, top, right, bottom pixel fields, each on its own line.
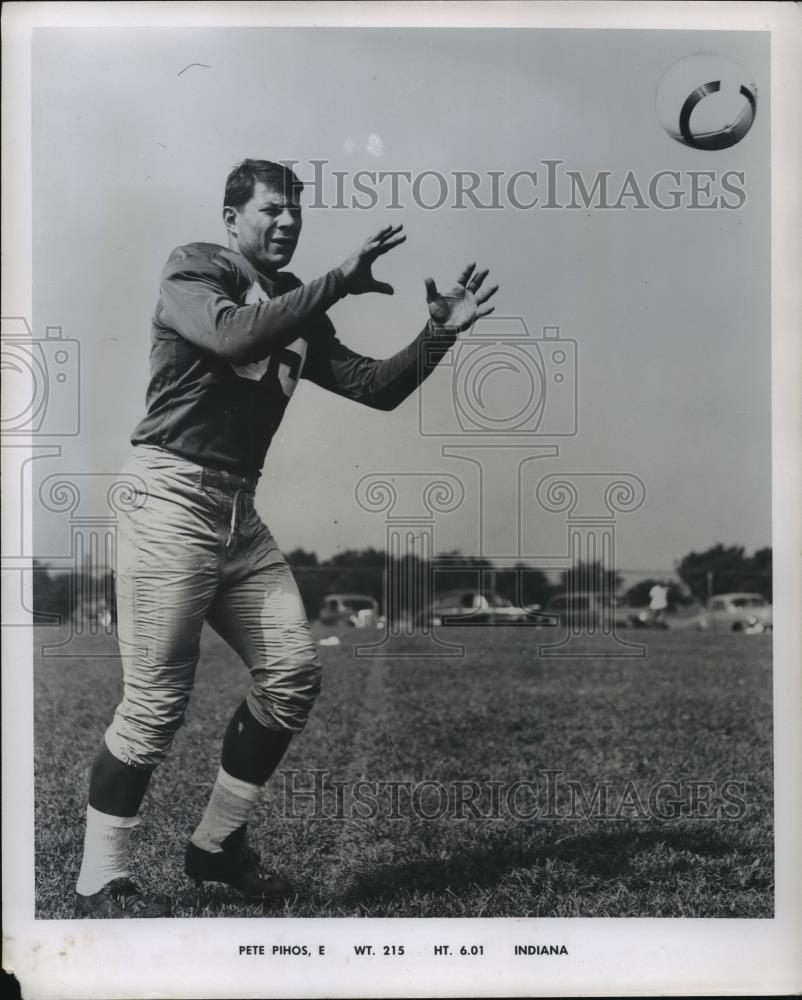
left=200, top=467, right=257, bottom=494
left=199, top=466, right=256, bottom=554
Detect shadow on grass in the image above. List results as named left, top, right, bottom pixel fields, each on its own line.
left=167, top=824, right=764, bottom=917
left=335, top=826, right=741, bottom=907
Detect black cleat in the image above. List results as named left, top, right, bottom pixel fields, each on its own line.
left=74, top=877, right=171, bottom=918
left=184, top=826, right=294, bottom=900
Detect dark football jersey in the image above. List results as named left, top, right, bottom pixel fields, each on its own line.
left=132, top=243, right=454, bottom=478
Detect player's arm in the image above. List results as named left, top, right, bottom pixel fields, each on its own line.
left=304, top=264, right=498, bottom=410
left=158, top=226, right=407, bottom=365
left=302, top=318, right=448, bottom=411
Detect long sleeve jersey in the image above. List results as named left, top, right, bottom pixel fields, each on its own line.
left=131, top=242, right=456, bottom=478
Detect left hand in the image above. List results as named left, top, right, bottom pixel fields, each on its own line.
left=425, top=263, right=498, bottom=332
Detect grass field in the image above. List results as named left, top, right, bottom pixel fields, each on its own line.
left=34, top=623, right=773, bottom=919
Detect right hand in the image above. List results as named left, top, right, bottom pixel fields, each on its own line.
left=339, top=224, right=406, bottom=295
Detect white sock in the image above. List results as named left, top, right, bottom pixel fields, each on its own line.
left=190, top=767, right=261, bottom=853
left=75, top=805, right=140, bottom=896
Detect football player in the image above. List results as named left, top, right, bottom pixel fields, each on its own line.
left=74, top=159, right=497, bottom=916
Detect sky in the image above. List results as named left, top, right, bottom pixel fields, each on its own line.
left=28, top=26, right=770, bottom=574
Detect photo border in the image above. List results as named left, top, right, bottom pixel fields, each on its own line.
left=3, top=2, right=800, bottom=997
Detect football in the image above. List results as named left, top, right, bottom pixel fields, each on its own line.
left=656, top=53, right=757, bottom=150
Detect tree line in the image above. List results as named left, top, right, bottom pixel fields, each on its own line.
left=30, top=543, right=772, bottom=625
left=284, top=543, right=771, bottom=618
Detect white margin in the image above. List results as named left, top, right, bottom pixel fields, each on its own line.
left=2, top=2, right=800, bottom=998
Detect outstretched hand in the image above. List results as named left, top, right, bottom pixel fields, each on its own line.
left=339, top=224, right=406, bottom=296
left=425, top=264, right=498, bottom=332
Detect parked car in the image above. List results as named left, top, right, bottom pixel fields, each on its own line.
left=543, top=591, right=643, bottom=629
left=318, top=593, right=379, bottom=627
left=698, top=593, right=772, bottom=633
left=422, top=590, right=533, bottom=627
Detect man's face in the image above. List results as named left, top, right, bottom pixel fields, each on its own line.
left=226, top=180, right=302, bottom=275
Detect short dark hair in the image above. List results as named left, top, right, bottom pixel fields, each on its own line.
left=223, top=159, right=304, bottom=211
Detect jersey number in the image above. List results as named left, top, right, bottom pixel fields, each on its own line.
left=229, top=344, right=305, bottom=397
left=268, top=348, right=302, bottom=397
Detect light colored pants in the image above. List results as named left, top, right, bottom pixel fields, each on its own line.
left=105, top=445, right=321, bottom=769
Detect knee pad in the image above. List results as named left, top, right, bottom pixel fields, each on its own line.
left=246, top=650, right=322, bottom=732
left=104, top=687, right=191, bottom=768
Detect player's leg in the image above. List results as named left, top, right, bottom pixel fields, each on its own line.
left=186, top=522, right=321, bottom=898
left=75, top=451, right=219, bottom=917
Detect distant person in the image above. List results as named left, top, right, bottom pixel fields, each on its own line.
left=73, top=159, right=498, bottom=917
left=649, top=582, right=669, bottom=627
